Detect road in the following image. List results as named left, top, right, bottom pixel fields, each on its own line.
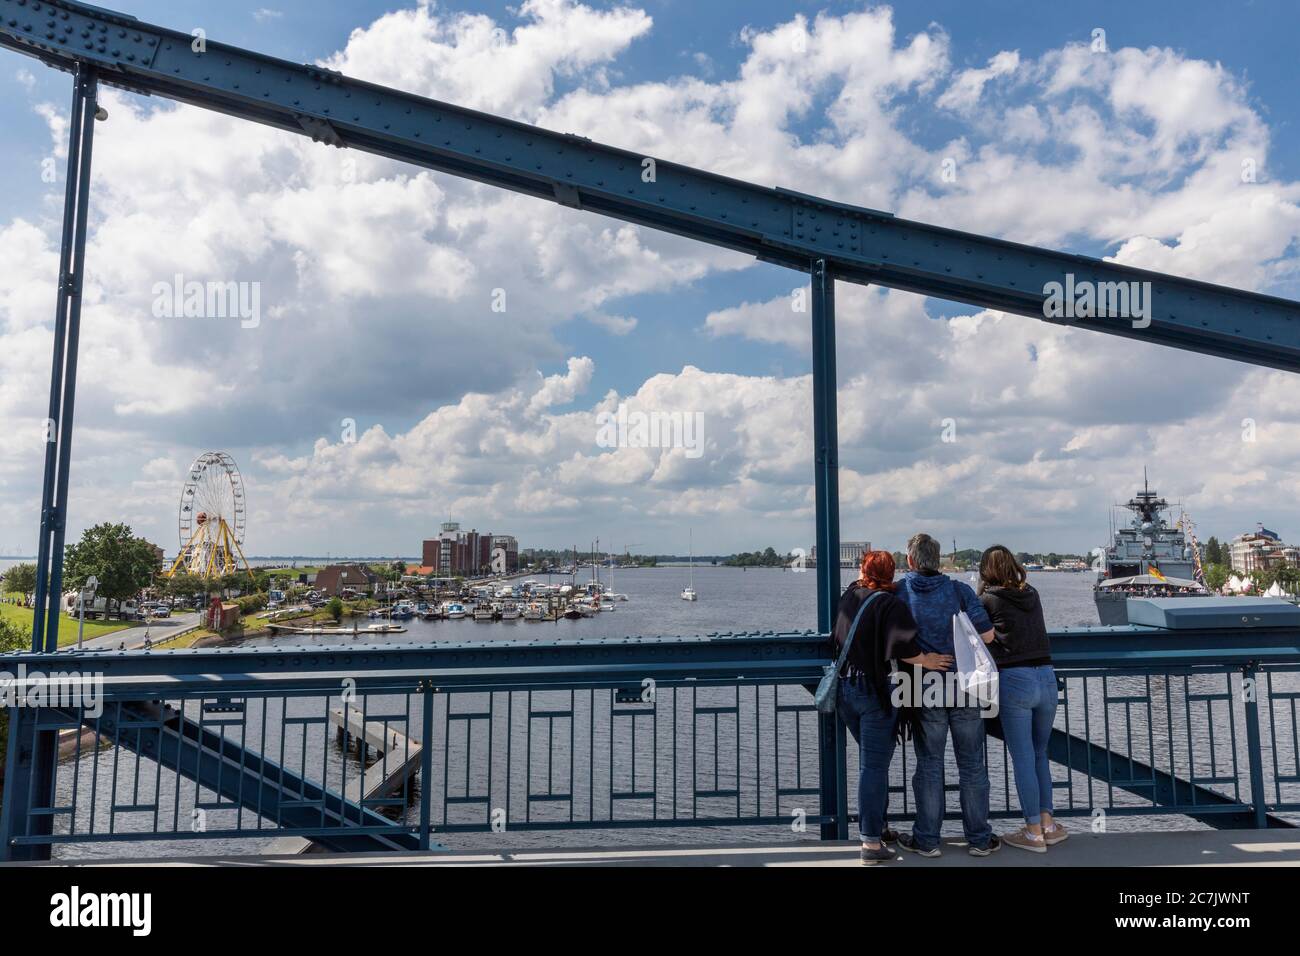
left=72, top=611, right=202, bottom=651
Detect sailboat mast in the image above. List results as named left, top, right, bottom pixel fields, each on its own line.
left=689, top=529, right=694, bottom=588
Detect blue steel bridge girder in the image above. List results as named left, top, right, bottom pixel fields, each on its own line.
left=2, top=1, right=1300, bottom=372
left=1, top=699, right=425, bottom=857
left=2, top=626, right=1299, bottom=693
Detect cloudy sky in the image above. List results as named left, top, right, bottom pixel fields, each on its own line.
left=2, top=0, right=1300, bottom=559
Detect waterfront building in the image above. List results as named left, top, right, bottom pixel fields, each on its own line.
left=314, top=564, right=379, bottom=597
left=1230, top=524, right=1300, bottom=573
left=486, top=534, right=519, bottom=573
left=421, top=522, right=519, bottom=576
left=809, top=540, right=870, bottom=568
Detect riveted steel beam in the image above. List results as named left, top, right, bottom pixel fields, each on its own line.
left=2, top=627, right=1297, bottom=701
left=0, top=631, right=831, bottom=701
left=3, top=0, right=1300, bottom=370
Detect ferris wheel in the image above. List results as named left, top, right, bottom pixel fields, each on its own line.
left=166, top=451, right=252, bottom=579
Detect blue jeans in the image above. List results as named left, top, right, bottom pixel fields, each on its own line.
left=912, top=704, right=991, bottom=850
left=998, top=665, right=1058, bottom=824
left=838, top=678, right=898, bottom=841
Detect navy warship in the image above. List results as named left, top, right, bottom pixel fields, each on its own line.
left=1093, top=475, right=1207, bottom=625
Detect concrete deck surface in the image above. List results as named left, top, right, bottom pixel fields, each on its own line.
left=28, top=828, right=1300, bottom=867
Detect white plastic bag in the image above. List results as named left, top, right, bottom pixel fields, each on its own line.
left=952, top=611, right=999, bottom=705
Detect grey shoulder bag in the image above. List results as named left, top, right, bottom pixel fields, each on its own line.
left=814, top=590, right=883, bottom=714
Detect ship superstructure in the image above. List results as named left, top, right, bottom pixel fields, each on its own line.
left=1093, top=473, right=1206, bottom=625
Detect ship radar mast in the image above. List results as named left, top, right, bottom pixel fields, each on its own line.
left=1123, top=467, right=1169, bottom=526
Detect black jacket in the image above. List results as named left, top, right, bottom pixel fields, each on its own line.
left=978, top=585, right=1052, bottom=668
left=832, top=583, right=921, bottom=706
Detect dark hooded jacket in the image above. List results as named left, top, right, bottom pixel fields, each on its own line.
left=895, top=570, right=993, bottom=664
left=978, top=584, right=1052, bottom=668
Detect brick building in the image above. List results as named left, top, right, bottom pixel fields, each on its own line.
left=421, top=522, right=519, bottom=576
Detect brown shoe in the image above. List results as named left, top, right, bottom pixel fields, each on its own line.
left=1042, top=823, right=1069, bottom=846
left=1003, top=827, right=1047, bottom=854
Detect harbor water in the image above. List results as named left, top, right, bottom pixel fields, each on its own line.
left=240, top=565, right=1105, bottom=648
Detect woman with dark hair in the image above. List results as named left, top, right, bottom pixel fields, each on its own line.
left=977, top=545, right=1067, bottom=852
left=834, top=550, right=953, bottom=864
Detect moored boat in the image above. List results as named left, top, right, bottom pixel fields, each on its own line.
left=268, top=622, right=408, bottom=635
left=682, top=528, right=699, bottom=601
left=1093, top=473, right=1208, bottom=625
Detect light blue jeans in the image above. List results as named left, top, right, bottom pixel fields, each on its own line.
left=998, top=665, right=1058, bottom=825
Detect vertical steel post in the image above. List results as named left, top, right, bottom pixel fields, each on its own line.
left=1241, top=664, right=1268, bottom=829
left=0, top=707, right=34, bottom=860
left=32, top=65, right=99, bottom=653
left=31, top=68, right=89, bottom=652
left=810, top=259, right=848, bottom=840
left=41, top=68, right=100, bottom=651
left=12, top=67, right=99, bottom=863
left=418, top=686, right=435, bottom=850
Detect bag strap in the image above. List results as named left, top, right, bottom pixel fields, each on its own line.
left=834, top=589, right=883, bottom=673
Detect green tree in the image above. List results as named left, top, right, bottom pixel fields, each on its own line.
left=1, top=561, right=37, bottom=598
left=164, top=571, right=205, bottom=600
left=1204, top=537, right=1223, bottom=565
left=164, top=571, right=226, bottom=611
left=1202, top=563, right=1230, bottom=593
left=0, top=615, right=28, bottom=774
left=326, top=596, right=343, bottom=622
left=215, top=571, right=244, bottom=597
left=63, top=523, right=160, bottom=617
left=1276, top=566, right=1300, bottom=597
left=1251, top=567, right=1280, bottom=592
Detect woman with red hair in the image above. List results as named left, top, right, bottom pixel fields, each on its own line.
left=833, top=550, right=954, bottom=864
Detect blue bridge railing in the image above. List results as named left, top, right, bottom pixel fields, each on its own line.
left=1, top=626, right=1297, bottom=859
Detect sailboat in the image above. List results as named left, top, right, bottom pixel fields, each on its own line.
left=606, top=553, right=629, bottom=601
left=681, top=529, right=698, bottom=601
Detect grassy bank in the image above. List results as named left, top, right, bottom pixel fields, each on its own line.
left=0, top=602, right=131, bottom=647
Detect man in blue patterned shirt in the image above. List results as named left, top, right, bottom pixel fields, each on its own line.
left=893, top=532, right=1000, bottom=858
